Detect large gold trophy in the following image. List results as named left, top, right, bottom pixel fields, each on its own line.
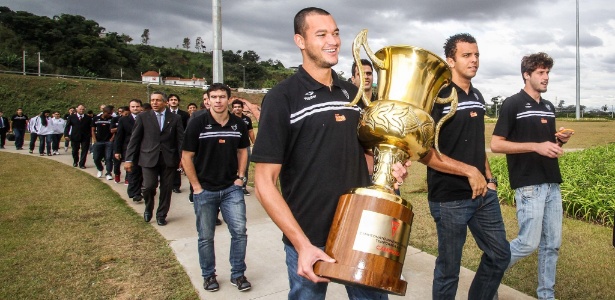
left=313, top=30, right=458, bottom=295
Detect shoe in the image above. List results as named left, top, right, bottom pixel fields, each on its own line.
left=40, top=153, right=45, bottom=156
left=189, top=197, right=194, bottom=204
left=215, top=218, right=222, bottom=226
left=203, top=275, right=219, bottom=292
left=106, top=174, right=113, bottom=180
left=29, top=150, right=33, bottom=154
left=172, top=188, right=181, bottom=193
left=243, top=188, right=250, bottom=196
left=230, top=275, right=252, bottom=291
left=157, top=218, right=168, bottom=226
left=124, top=179, right=129, bottom=185
left=133, top=195, right=142, bottom=202
left=114, top=174, right=121, bottom=183
left=64, top=147, right=68, bottom=152
left=79, top=166, right=86, bottom=169
left=144, top=212, right=152, bottom=222
left=47, top=153, right=52, bottom=156
left=97, top=171, right=103, bottom=178
left=73, top=163, right=77, bottom=167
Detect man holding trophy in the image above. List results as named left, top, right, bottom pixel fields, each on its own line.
left=252, top=7, right=408, bottom=300
left=419, top=33, right=511, bottom=299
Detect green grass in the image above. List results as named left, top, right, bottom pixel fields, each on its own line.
left=0, top=152, right=198, bottom=299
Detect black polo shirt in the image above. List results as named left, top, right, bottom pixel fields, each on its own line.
left=427, top=83, right=487, bottom=202
left=182, top=110, right=249, bottom=191
left=239, top=114, right=253, bottom=131
left=11, top=114, right=28, bottom=130
left=251, top=65, right=370, bottom=247
left=92, top=115, right=113, bottom=142
left=493, top=89, right=562, bottom=189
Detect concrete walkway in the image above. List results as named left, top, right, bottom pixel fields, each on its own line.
left=3, top=143, right=534, bottom=299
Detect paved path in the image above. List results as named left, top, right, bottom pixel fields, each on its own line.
left=3, top=143, right=535, bottom=299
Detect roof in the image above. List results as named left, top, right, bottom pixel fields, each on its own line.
left=142, top=71, right=160, bottom=77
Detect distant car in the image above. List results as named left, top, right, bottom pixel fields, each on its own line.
left=261, top=88, right=270, bottom=93
left=203, top=84, right=210, bottom=90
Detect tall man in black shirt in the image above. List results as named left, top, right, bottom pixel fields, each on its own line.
left=417, top=33, right=510, bottom=300
left=182, top=83, right=251, bottom=292
left=10, top=108, right=28, bottom=150
left=231, top=99, right=255, bottom=196
left=91, top=106, right=115, bottom=180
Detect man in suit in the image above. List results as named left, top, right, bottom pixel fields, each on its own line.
left=114, top=99, right=143, bottom=202
left=64, top=104, right=92, bottom=168
left=168, top=94, right=190, bottom=194
left=125, top=92, right=184, bottom=226
left=0, top=110, right=8, bottom=149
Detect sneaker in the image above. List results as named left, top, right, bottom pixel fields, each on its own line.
left=29, top=150, right=33, bottom=154
left=64, top=146, right=68, bottom=152
left=203, top=275, right=219, bottom=292
left=106, top=174, right=113, bottom=180
left=124, top=179, right=129, bottom=185
left=97, top=171, right=103, bottom=178
left=230, top=275, right=251, bottom=291
left=114, top=174, right=121, bottom=183
left=242, top=188, right=250, bottom=196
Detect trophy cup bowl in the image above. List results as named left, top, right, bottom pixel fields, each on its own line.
left=313, top=29, right=457, bottom=296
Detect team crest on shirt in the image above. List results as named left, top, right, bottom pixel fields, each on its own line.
left=304, top=91, right=316, bottom=101
left=335, top=114, right=346, bottom=122
left=342, top=89, right=350, bottom=100
left=205, top=124, right=212, bottom=130
left=525, top=103, right=532, bottom=109
left=231, top=124, right=238, bottom=131
left=546, top=104, right=552, bottom=111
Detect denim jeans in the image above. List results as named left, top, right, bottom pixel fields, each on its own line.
left=510, top=183, right=562, bottom=300
left=428, top=189, right=510, bottom=300
left=29, top=132, right=38, bottom=151
left=51, top=134, right=62, bottom=151
left=193, top=184, right=247, bottom=279
left=92, top=141, right=113, bottom=174
left=13, top=128, right=25, bottom=148
left=38, top=134, right=52, bottom=154
left=284, top=244, right=389, bottom=300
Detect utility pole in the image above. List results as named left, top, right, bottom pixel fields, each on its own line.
left=575, top=0, right=581, bottom=120
left=212, top=0, right=223, bottom=83
left=22, top=50, right=26, bottom=75
left=38, top=52, right=41, bottom=76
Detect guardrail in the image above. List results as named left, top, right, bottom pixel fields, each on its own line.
left=0, top=70, right=143, bottom=84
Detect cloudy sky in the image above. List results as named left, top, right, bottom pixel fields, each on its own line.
left=3, top=0, right=614, bottom=109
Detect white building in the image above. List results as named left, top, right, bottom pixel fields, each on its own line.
left=141, top=71, right=208, bottom=88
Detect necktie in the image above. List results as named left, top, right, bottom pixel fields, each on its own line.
left=157, top=112, right=163, bottom=131
left=78, top=115, right=82, bottom=121
left=172, top=110, right=177, bottom=114
left=0, top=118, right=4, bottom=128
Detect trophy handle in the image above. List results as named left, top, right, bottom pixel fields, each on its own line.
left=348, top=29, right=386, bottom=107
left=433, top=87, right=458, bottom=155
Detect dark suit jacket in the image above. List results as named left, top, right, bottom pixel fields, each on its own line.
left=0, top=116, right=8, bottom=133
left=113, top=114, right=136, bottom=157
left=64, top=114, right=92, bottom=142
left=125, top=109, right=184, bottom=168
left=173, top=109, right=190, bottom=130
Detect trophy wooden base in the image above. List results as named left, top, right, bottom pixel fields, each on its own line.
left=314, top=188, right=413, bottom=296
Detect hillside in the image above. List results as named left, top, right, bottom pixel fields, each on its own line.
left=0, top=73, right=264, bottom=117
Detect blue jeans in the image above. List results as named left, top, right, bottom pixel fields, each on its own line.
left=284, top=244, right=389, bottom=300
left=428, top=189, right=510, bottom=300
left=510, top=183, right=562, bottom=300
left=13, top=128, right=25, bottom=149
left=193, top=184, right=247, bottom=279
left=38, top=134, right=52, bottom=154
left=92, top=141, right=113, bottom=174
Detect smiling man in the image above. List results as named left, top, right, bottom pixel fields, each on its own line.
left=251, top=7, right=408, bottom=300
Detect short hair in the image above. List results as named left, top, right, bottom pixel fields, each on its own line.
left=168, top=93, right=181, bottom=102
left=231, top=99, right=244, bottom=107
left=102, top=106, right=113, bottom=114
left=351, top=59, right=373, bottom=77
left=151, top=91, right=168, bottom=101
left=521, top=52, right=554, bottom=83
left=294, top=7, right=330, bottom=36
left=206, top=83, right=231, bottom=98
left=129, top=99, right=143, bottom=106
left=120, top=106, right=129, bottom=111
left=187, top=102, right=198, bottom=109
left=142, top=103, right=152, bottom=110
left=444, top=33, right=477, bottom=59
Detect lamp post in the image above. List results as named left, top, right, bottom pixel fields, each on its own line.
left=240, top=64, right=246, bottom=88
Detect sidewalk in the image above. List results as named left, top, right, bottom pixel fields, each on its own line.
left=3, top=145, right=534, bottom=299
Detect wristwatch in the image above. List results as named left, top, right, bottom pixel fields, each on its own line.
left=487, top=177, right=498, bottom=187
left=239, top=176, right=247, bottom=183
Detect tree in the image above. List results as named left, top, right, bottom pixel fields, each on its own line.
left=182, top=37, right=190, bottom=50
left=602, top=105, right=608, bottom=112
left=141, top=29, right=149, bottom=45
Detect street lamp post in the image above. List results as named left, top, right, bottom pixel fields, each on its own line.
left=240, top=64, right=246, bottom=88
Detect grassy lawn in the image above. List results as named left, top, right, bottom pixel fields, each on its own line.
left=0, top=152, right=198, bottom=299
left=400, top=120, right=615, bottom=299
